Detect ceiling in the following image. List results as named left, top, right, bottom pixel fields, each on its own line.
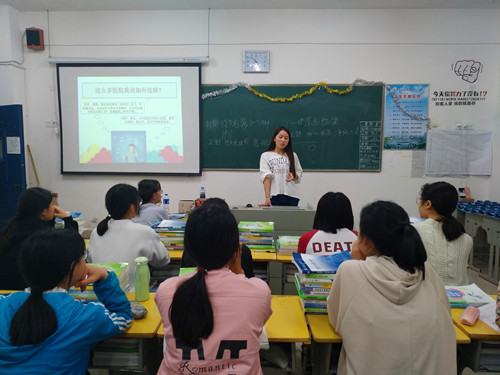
left=1, top=0, right=500, bottom=12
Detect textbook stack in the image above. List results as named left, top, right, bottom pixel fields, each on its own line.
left=276, top=235, right=300, bottom=256
left=92, top=338, right=142, bottom=368
left=292, top=252, right=352, bottom=314
left=238, top=221, right=275, bottom=253
left=69, top=263, right=129, bottom=301
left=445, top=283, right=495, bottom=308
left=153, top=220, right=186, bottom=251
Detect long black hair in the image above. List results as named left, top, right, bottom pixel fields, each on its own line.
left=360, top=200, right=427, bottom=278
left=313, top=192, right=354, bottom=233
left=169, top=201, right=240, bottom=347
left=137, top=179, right=161, bottom=204
left=265, top=126, right=297, bottom=178
left=0, top=187, right=52, bottom=254
left=10, top=229, right=85, bottom=346
left=420, top=181, right=464, bottom=241
left=96, top=184, right=140, bottom=236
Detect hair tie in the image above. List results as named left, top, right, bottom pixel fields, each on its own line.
left=30, top=285, right=45, bottom=295
left=196, top=267, right=207, bottom=275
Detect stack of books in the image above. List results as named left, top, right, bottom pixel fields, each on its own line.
left=69, top=262, right=129, bottom=301
left=92, top=338, right=141, bottom=367
left=292, top=252, right=352, bottom=314
left=445, top=283, right=495, bottom=308
left=153, top=220, right=186, bottom=251
left=238, top=221, right=275, bottom=253
left=276, top=235, right=300, bottom=256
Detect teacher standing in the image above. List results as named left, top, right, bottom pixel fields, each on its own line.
left=259, top=126, right=303, bottom=207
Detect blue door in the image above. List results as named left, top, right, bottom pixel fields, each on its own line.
left=0, top=105, right=26, bottom=227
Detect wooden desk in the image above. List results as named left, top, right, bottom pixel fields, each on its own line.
left=167, top=250, right=183, bottom=261
left=307, top=313, right=470, bottom=344
left=267, top=295, right=310, bottom=343
left=452, top=306, right=500, bottom=372
left=452, top=308, right=500, bottom=341
left=122, top=292, right=161, bottom=339
left=156, top=295, right=309, bottom=342
left=306, top=314, right=342, bottom=343
left=251, top=251, right=278, bottom=262
left=276, top=253, right=293, bottom=263
left=307, top=313, right=471, bottom=375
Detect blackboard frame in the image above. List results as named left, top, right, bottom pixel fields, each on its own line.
left=202, top=84, right=384, bottom=171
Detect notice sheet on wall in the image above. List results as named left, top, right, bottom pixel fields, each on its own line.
left=425, top=130, right=492, bottom=177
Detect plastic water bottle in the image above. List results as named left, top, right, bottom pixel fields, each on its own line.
left=134, top=256, right=150, bottom=302
left=163, top=193, right=170, bottom=213
left=200, top=187, right=206, bottom=199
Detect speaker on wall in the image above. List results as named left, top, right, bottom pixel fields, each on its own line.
left=26, top=28, right=44, bottom=50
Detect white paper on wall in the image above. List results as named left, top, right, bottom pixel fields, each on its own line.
left=425, top=130, right=492, bottom=177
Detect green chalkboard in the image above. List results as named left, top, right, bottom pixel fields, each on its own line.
left=202, top=85, right=383, bottom=170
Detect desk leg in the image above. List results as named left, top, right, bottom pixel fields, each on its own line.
left=311, top=341, right=331, bottom=375
left=494, top=244, right=499, bottom=281
left=290, top=342, right=304, bottom=375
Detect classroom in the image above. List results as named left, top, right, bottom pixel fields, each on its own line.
left=1, top=0, right=500, bottom=374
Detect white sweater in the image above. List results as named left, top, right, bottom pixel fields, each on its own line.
left=88, top=219, right=170, bottom=291
left=413, top=218, right=472, bottom=286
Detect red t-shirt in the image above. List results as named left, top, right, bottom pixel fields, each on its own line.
left=297, top=228, right=358, bottom=255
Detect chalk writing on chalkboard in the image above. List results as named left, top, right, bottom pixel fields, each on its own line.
left=202, top=85, right=384, bottom=170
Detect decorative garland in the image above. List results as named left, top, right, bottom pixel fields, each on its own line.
left=202, top=78, right=430, bottom=127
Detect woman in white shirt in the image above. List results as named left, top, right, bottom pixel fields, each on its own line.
left=413, top=181, right=472, bottom=286
left=259, top=126, right=303, bottom=207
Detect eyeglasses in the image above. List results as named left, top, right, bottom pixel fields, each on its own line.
left=416, top=197, right=421, bottom=205
left=83, top=249, right=89, bottom=261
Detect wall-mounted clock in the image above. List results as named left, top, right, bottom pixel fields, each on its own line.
left=243, top=50, right=270, bottom=73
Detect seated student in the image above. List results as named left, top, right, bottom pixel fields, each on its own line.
left=0, top=229, right=132, bottom=374
left=132, top=179, right=168, bottom=227
left=297, top=192, right=357, bottom=255
left=155, top=202, right=272, bottom=375
left=0, top=187, right=78, bottom=290
left=327, top=200, right=456, bottom=375
left=87, top=183, right=170, bottom=291
left=413, top=181, right=473, bottom=285
left=181, top=197, right=255, bottom=278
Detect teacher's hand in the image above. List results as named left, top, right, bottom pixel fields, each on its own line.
left=258, top=198, right=272, bottom=207
left=285, top=172, right=296, bottom=182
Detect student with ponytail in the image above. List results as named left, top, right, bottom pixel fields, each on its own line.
left=155, top=202, right=272, bottom=375
left=327, top=200, right=456, bottom=375
left=413, top=181, right=473, bottom=285
left=0, top=229, right=132, bottom=374
left=0, top=187, right=78, bottom=290
left=88, top=183, right=169, bottom=291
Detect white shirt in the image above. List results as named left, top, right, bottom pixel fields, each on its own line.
left=88, top=219, right=170, bottom=291
left=259, top=151, right=303, bottom=199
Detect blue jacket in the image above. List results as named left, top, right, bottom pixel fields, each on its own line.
left=0, top=272, right=132, bottom=375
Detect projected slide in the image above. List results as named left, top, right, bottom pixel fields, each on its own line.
left=78, top=76, right=183, bottom=164
left=58, top=63, right=201, bottom=175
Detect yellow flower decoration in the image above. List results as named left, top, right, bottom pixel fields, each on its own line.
left=247, top=82, right=352, bottom=103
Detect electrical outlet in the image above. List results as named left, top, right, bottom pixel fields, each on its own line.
left=45, top=120, right=58, bottom=128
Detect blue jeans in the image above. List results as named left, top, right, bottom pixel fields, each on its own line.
left=271, top=194, right=299, bottom=206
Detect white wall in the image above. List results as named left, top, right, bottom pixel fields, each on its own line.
left=6, top=8, right=499, bottom=229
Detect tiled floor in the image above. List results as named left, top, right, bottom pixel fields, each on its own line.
left=468, top=269, right=498, bottom=295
